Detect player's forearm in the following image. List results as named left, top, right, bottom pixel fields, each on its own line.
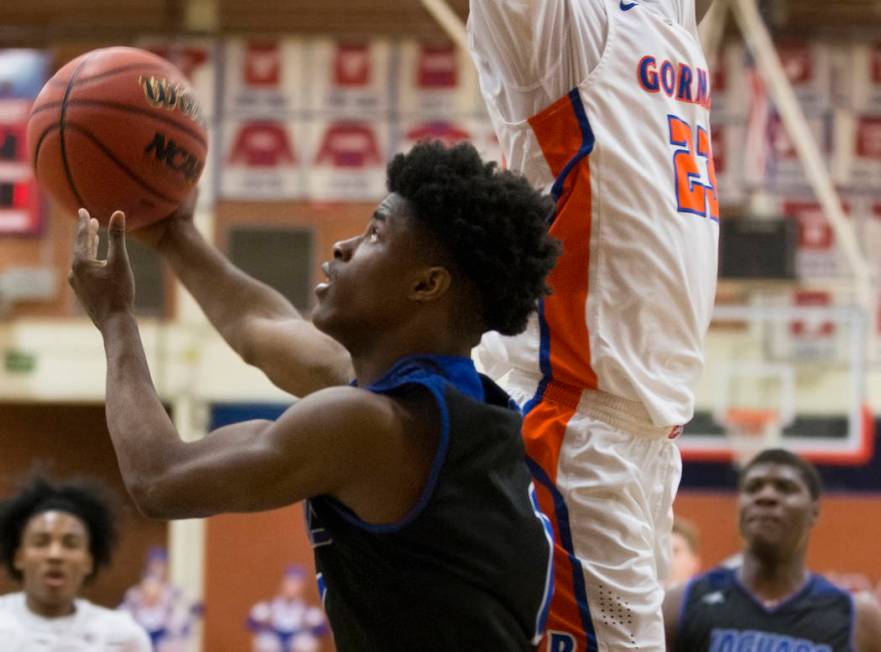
left=100, top=311, right=185, bottom=514
left=157, top=218, right=300, bottom=353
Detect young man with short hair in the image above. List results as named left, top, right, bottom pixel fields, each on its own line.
left=0, top=475, right=151, bottom=651
left=69, top=141, right=559, bottom=650
left=664, top=449, right=881, bottom=651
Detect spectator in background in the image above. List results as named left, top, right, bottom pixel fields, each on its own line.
left=247, top=564, right=328, bottom=652
left=0, top=475, right=151, bottom=651
left=664, top=449, right=881, bottom=651
left=667, top=517, right=702, bottom=588
left=119, top=547, right=202, bottom=651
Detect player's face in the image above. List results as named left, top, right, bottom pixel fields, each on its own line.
left=14, top=510, right=94, bottom=617
left=738, top=463, right=817, bottom=557
left=312, top=193, right=435, bottom=343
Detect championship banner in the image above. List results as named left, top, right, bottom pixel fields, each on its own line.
left=833, top=112, right=881, bottom=190
left=305, top=38, right=392, bottom=115
left=0, top=49, right=49, bottom=235
left=304, top=119, right=388, bottom=201
left=220, top=117, right=304, bottom=200
left=222, top=38, right=305, bottom=116
left=397, top=40, right=482, bottom=118
left=781, top=197, right=853, bottom=279
left=776, top=41, right=834, bottom=114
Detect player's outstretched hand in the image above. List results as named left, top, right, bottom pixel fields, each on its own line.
left=68, top=208, right=135, bottom=329
left=129, top=189, right=198, bottom=249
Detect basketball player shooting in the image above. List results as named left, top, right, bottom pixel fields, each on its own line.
left=467, top=0, right=718, bottom=649
left=68, top=142, right=559, bottom=650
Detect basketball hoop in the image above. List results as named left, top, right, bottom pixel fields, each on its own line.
left=724, top=408, right=781, bottom=468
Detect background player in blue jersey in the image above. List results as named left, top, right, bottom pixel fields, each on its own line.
left=68, top=141, right=559, bottom=650
left=664, top=449, right=881, bottom=651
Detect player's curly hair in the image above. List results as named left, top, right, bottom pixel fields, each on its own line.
left=0, top=474, right=118, bottom=582
left=387, top=140, right=559, bottom=336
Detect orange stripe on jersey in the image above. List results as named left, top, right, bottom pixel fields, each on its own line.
left=523, top=399, right=598, bottom=651
left=528, top=90, right=599, bottom=391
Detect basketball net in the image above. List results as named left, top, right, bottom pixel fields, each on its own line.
left=725, top=408, right=782, bottom=468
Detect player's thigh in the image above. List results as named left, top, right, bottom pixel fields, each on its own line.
left=555, top=415, right=672, bottom=650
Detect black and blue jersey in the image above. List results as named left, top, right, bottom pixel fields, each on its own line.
left=677, top=565, right=855, bottom=652
left=306, top=355, right=554, bottom=651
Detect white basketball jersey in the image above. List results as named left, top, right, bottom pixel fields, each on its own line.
left=469, top=0, right=719, bottom=427
left=0, top=592, right=151, bottom=651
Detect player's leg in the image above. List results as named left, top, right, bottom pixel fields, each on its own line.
left=516, top=389, right=674, bottom=652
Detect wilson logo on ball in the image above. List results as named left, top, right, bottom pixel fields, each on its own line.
left=138, top=75, right=204, bottom=125
left=144, top=131, right=204, bottom=183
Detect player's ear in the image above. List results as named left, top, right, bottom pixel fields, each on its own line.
left=13, top=548, right=23, bottom=573
left=410, top=266, right=451, bottom=302
left=84, top=552, right=94, bottom=578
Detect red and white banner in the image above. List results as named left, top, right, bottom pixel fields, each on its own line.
left=776, top=41, right=834, bottom=113
left=222, top=39, right=305, bottom=116
left=780, top=197, right=852, bottom=278
left=305, top=39, right=392, bottom=115
left=397, top=40, right=482, bottom=117
left=220, top=118, right=303, bottom=199
left=304, top=120, right=388, bottom=200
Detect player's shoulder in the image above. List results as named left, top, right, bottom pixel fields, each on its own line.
left=78, top=600, right=151, bottom=646
left=0, top=592, right=22, bottom=624
left=808, top=573, right=855, bottom=600
left=692, top=564, right=738, bottom=590
left=292, top=383, right=403, bottom=421
left=0, top=592, right=25, bottom=619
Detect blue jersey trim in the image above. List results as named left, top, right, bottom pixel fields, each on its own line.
left=526, top=455, right=598, bottom=651
left=732, top=569, right=818, bottom=615
left=529, top=482, right=555, bottom=644
left=677, top=575, right=699, bottom=633
left=326, top=355, right=487, bottom=533
left=367, top=353, right=484, bottom=402
left=316, top=572, right=327, bottom=607
left=550, top=88, right=596, bottom=202
left=523, top=296, right=553, bottom=415
left=847, top=590, right=857, bottom=652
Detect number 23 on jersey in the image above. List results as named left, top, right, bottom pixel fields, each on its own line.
left=668, top=114, right=719, bottom=221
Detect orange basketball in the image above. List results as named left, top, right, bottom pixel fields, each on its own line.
left=26, top=46, right=208, bottom=230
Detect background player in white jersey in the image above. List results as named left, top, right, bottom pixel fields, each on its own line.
left=467, top=1, right=718, bottom=649
left=0, top=475, right=151, bottom=651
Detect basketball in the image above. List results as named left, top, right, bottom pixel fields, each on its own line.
left=26, top=46, right=208, bottom=230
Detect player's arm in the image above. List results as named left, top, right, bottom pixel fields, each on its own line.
left=69, top=211, right=425, bottom=520
left=138, top=199, right=353, bottom=397
left=662, top=583, right=686, bottom=650
left=854, top=591, right=881, bottom=652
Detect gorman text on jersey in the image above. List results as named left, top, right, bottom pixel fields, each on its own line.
left=638, top=55, right=711, bottom=109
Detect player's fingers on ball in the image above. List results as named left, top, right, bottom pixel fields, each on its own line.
left=88, top=218, right=100, bottom=258
left=73, top=208, right=90, bottom=255
left=107, top=211, right=130, bottom=265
